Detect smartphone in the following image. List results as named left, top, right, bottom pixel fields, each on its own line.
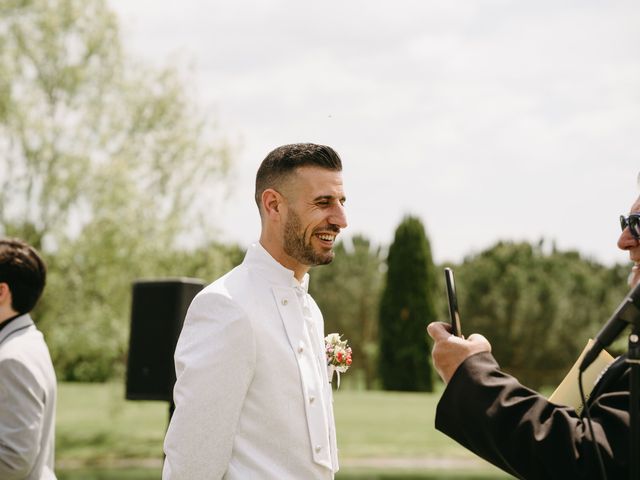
left=444, top=267, right=462, bottom=337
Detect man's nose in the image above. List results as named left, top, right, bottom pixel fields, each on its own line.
left=618, top=226, right=638, bottom=251
left=329, top=205, right=348, bottom=229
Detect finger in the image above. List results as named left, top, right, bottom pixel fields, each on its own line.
left=466, top=333, right=491, bottom=352
left=427, top=322, right=452, bottom=341
left=466, top=333, right=488, bottom=344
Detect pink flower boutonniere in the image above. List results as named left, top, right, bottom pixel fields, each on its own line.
left=325, top=333, right=352, bottom=389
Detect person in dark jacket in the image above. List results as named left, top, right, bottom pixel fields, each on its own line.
left=427, top=191, right=640, bottom=479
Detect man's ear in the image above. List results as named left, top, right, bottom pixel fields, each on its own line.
left=261, top=189, right=284, bottom=219
left=0, top=283, right=10, bottom=305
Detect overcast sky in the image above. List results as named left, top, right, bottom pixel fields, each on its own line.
left=111, top=0, right=640, bottom=266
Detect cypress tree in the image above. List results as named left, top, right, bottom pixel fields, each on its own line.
left=378, top=215, right=437, bottom=391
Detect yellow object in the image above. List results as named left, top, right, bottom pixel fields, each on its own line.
left=548, top=339, right=615, bottom=415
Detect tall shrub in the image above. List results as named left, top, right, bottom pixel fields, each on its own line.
left=379, top=216, right=437, bottom=391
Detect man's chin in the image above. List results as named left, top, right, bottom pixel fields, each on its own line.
left=312, top=250, right=335, bottom=266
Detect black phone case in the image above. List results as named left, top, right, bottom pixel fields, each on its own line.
left=444, top=268, right=462, bottom=337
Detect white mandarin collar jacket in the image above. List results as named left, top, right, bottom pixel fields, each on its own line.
left=163, top=243, right=338, bottom=480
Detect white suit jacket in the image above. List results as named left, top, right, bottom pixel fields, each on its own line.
left=163, top=243, right=338, bottom=479
left=0, top=314, right=57, bottom=480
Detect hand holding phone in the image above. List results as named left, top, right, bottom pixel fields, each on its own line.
left=444, top=267, right=462, bottom=337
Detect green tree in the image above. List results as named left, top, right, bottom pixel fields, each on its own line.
left=0, top=0, right=230, bottom=248
left=378, top=216, right=437, bottom=392
left=455, top=241, right=629, bottom=388
left=0, top=0, right=232, bottom=380
left=310, top=235, right=384, bottom=389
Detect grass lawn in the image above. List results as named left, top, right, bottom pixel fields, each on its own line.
left=336, top=388, right=469, bottom=458
left=57, top=382, right=169, bottom=463
left=56, top=382, right=509, bottom=478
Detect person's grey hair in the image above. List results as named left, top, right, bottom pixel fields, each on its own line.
left=254, top=143, right=342, bottom=210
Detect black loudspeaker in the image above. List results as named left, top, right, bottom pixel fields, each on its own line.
left=126, top=278, right=205, bottom=401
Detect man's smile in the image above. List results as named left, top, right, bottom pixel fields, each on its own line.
left=315, top=232, right=337, bottom=244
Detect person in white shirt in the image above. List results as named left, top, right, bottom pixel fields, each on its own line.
left=0, top=238, right=56, bottom=480
left=163, top=143, right=348, bottom=479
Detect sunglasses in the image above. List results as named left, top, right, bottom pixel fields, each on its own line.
left=620, top=214, right=640, bottom=240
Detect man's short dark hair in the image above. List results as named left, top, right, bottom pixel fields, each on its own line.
left=0, top=238, right=47, bottom=314
left=255, top=143, right=343, bottom=210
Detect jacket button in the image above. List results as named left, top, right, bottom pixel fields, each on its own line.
left=315, top=445, right=322, bottom=453
left=309, top=396, right=315, bottom=404
left=298, top=342, right=304, bottom=353
left=281, top=299, right=288, bottom=306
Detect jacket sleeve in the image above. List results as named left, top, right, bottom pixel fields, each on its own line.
left=0, top=359, right=45, bottom=480
left=162, top=291, right=256, bottom=480
left=435, top=352, right=629, bottom=480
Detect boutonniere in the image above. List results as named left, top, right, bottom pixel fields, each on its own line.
left=325, top=333, right=352, bottom=389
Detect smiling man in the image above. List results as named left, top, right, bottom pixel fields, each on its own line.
left=163, top=143, right=347, bottom=480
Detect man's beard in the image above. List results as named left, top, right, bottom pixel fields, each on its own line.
left=283, top=209, right=335, bottom=267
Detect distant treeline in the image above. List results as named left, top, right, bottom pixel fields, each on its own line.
left=18, top=224, right=630, bottom=388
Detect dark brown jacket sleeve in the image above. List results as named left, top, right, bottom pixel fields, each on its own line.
left=435, top=352, right=629, bottom=479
